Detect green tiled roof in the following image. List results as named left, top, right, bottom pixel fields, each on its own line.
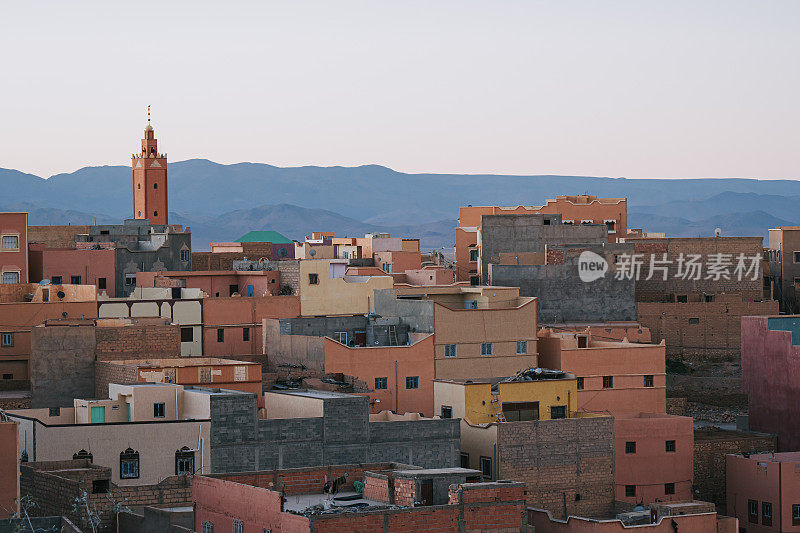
left=234, top=230, right=293, bottom=244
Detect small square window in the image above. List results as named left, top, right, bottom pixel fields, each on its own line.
left=688, top=317, right=700, bottom=325
left=625, top=485, right=636, bottom=498
left=1, top=235, right=19, bottom=249
left=308, top=273, right=319, bottom=285
left=481, top=343, right=492, bottom=356
left=444, top=344, right=457, bottom=358
left=576, top=377, right=584, bottom=390
left=406, top=376, right=419, bottom=389
left=666, top=440, right=676, bottom=452
left=374, top=377, right=388, bottom=390
left=97, top=277, right=106, bottom=290
left=480, top=456, right=492, bottom=478
left=71, top=275, right=81, bottom=285
left=242, top=328, right=250, bottom=342
left=516, top=341, right=527, bottom=354
left=469, top=249, right=479, bottom=262
left=333, top=331, right=348, bottom=344
left=470, top=276, right=480, bottom=286
left=644, top=375, right=654, bottom=387
left=665, top=482, right=675, bottom=495
left=441, top=406, right=452, bottom=419
left=603, top=376, right=613, bottom=388
left=704, top=294, right=715, bottom=302
left=51, top=276, right=62, bottom=285
left=180, top=328, right=194, bottom=343
left=153, top=403, right=165, bottom=418
left=550, top=406, right=566, bottom=419
left=625, top=441, right=636, bottom=454
left=1, top=333, right=13, bottom=347
left=2, top=271, right=20, bottom=284
left=125, top=273, right=137, bottom=286
left=676, top=294, right=688, bottom=303
left=794, top=251, right=800, bottom=263
left=2, top=374, right=12, bottom=380
left=217, top=328, right=224, bottom=343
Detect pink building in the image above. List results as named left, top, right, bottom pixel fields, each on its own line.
left=726, top=452, right=800, bottom=532
left=393, top=266, right=457, bottom=286
left=0, top=212, right=28, bottom=285
left=742, top=316, right=800, bottom=451
left=374, top=250, right=422, bottom=274
left=614, top=413, right=694, bottom=505
left=0, top=419, right=19, bottom=518
left=137, top=270, right=281, bottom=297
left=33, top=247, right=117, bottom=296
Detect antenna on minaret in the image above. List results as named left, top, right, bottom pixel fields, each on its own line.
left=147, top=105, right=151, bottom=126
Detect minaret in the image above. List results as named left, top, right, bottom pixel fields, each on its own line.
left=132, top=106, right=168, bottom=225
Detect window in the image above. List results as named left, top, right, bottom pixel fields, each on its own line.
left=153, top=402, right=165, bottom=418
left=543, top=218, right=551, bottom=225
left=1, top=333, right=13, bottom=347
left=234, top=366, right=247, bottom=382
left=480, top=456, right=492, bottom=478
left=154, top=183, right=158, bottom=189
left=201, top=522, right=214, bottom=533
left=406, top=376, right=419, bottom=389
left=792, top=504, right=800, bottom=525
left=444, top=344, right=457, bottom=358
left=199, top=367, right=212, bottom=383
left=666, top=440, right=676, bottom=452
left=577, top=335, right=588, bottom=348
left=625, top=485, right=636, bottom=498
left=576, top=377, right=584, bottom=390
left=794, top=251, right=800, bottom=263
left=516, top=341, right=527, bottom=354
left=676, top=294, right=688, bottom=303
left=469, top=249, right=479, bottom=262
left=644, top=375, right=654, bottom=387
left=460, top=453, right=470, bottom=469
left=51, top=276, right=62, bottom=285
left=125, top=273, right=136, bottom=286
left=233, top=519, right=243, bottom=533
left=2, top=271, right=19, bottom=284
left=374, top=377, right=388, bottom=390
left=73, top=449, right=93, bottom=463
left=217, top=328, right=224, bottom=342
left=180, top=327, right=193, bottom=343
left=71, top=275, right=81, bottom=284
left=704, top=294, right=715, bottom=302
left=180, top=249, right=190, bottom=261
left=1, top=235, right=19, bottom=249
left=481, top=343, right=493, bottom=356
left=308, top=273, right=319, bottom=285
left=502, top=401, right=539, bottom=421
left=153, top=211, right=158, bottom=217
left=550, top=405, right=566, bottom=419
left=175, top=447, right=195, bottom=475
left=333, top=331, right=348, bottom=344
left=470, top=276, right=479, bottom=286
left=688, top=317, right=700, bottom=325
left=97, top=278, right=106, bottom=290
left=748, top=500, right=758, bottom=523
left=605, top=220, right=616, bottom=232
left=603, top=376, right=613, bottom=388
left=441, top=406, right=452, bottom=419
left=342, top=251, right=349, bottom=259
left=3, top=374, right=12, bottom=380
left=229, top=284, right=238, bottom=296
left=664, top=482, right=675, bottom=495
left=385, top=263, right=393, bottom=274
left=762, top=502, right=772, bottom=527
left=625, top=441, right=637, bottom=454
left=120, top=448, right=140, bottom=479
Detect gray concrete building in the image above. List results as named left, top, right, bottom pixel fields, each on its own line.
left=209, top=389, right=460, bottom=472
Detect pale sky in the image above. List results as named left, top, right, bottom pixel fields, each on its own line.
left=2, top=1, right=799, bottom=179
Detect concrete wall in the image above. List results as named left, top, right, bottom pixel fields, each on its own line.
left=209, top=391, right=459, bottom=473
left=373, top=289, right=434, bottom=333
left=489, top=248, right=636, bottom=323
left=115, top=230, right=191, bottom=297
left=30, top=323, right=97, bottom=407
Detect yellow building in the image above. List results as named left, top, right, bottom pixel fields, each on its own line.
left=433, top=368, right=578, bottom=424
left=299, top=259, right=393, bottom=316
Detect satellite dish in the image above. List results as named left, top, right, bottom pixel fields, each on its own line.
left=309, top=249, right=317, bottom=257
left=57, top=291, right=66, bottom=300
left=714, top=228, right=722, bottom=237
left=39, top=279, right=51, bottom=286
left=61, top=311, right=68, bottom=318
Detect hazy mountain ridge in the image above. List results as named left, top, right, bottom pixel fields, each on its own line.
left=2, top=160, right=799, bottom=249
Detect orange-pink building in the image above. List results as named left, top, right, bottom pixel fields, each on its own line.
left=0, top=418, right=19, bottom=518
left=537, top=329, right=666, bottom=415
left=323, top=334, right=435, bottom=416
left=614, top=413, right=694, bottom=505
left=31, top=246, right=117, bottom=296
left=393, top=266, right=457, bottom=286
left=137, top=270, right=281, bottom=297
left=454, top=195, right=627, bottom=281
left=726, top=452, right=800, bottom=532
left=374, top=250, right=422, bottom=274
left=1, top=212, right=29, bottom=285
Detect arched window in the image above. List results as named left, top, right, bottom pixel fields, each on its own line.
left=73, top=449, right=93, bottom=463
left=153, top=211, right=158, bottom=217
left=154, top=183, right=158, bottom=189
left=175, top=446, right=194, bottom=475
left=120, top=448, right=140, bottom=479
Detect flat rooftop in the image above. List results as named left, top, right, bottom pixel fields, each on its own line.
left=436, top=368, right=572, bottom=385
left=103, top=357, right=258, bottom=368
left=268, top=389, right=355, bottom=400
left=282, top=491, right=392, bottom=515
left=747, top=452, right=800, bottom=462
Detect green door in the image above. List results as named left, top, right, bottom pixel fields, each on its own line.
left=90, top=406, right=105, bottom=423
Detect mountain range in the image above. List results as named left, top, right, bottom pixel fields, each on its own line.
left=1, top=160, right=798, bottom=250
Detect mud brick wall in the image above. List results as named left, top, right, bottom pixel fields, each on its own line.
left=95, top=323, right=180, bottom=361
left=497, top=416, right=615, bottom=520
left=94, top=361, right=139, bottom=398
